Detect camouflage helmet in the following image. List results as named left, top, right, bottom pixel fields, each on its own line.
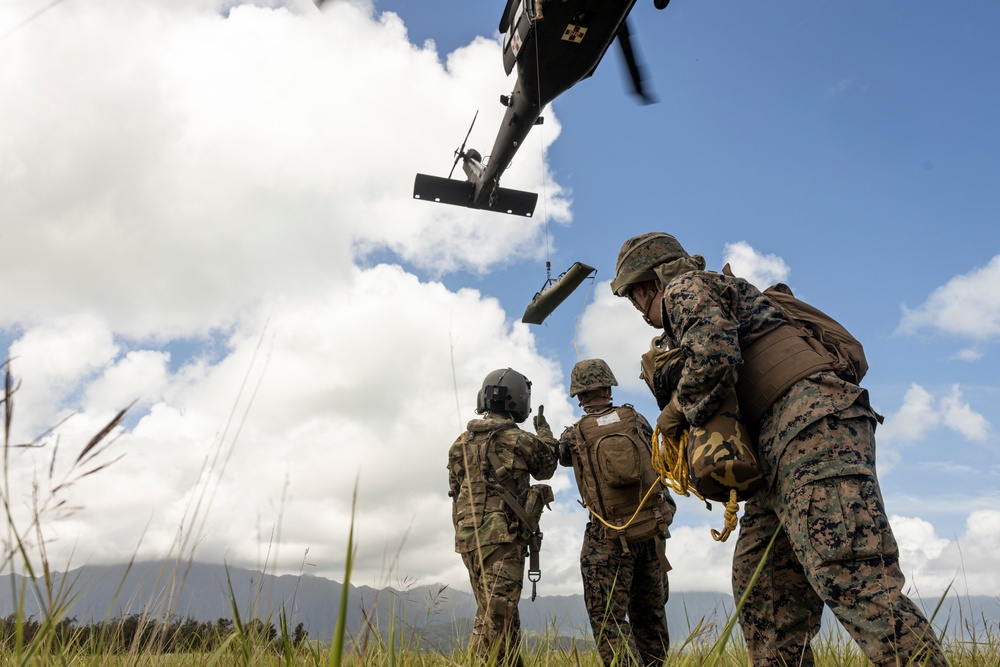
left=610, top=232, right=690, bottom=297
left=569, top=359, right=618, bottom=397
left=476, top=368, right=532, bottom=423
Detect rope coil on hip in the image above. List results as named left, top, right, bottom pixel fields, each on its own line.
left=651, top=424, right=739, bottom=542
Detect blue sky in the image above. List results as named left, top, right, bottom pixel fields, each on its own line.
left=1, top=0, right=998, bottom=613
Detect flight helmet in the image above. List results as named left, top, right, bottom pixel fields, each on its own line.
left=610, top=232, right=690, bottom=298
left=569, top=359, right=618, bottom=398
left=476, top=368, right=532, bottom=423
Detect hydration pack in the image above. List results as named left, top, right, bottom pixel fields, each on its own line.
left=571, top=406, right=674, bottom=545
left=719, top=265, right=870, bottom=424
left=761, top=282, right=868, bottom=385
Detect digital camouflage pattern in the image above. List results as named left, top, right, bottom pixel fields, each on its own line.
left=560, top=400, right=674, bottom=667
left=734, top=413, right=948, bottom=666
left=569, top=358, right=618, bottom=398
left=448, top=412, right=558, bottom=666
left=621, top=246, right=947, bottom=667
left=610, top=232, right=690, bottom=297
left=580, top=522, right=669, bottom=667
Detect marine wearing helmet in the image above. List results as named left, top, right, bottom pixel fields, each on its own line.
left=610, top=232, right=706, bottom=328
left=569, top=358, right=618, bottom=398
left=476, top=367, right=533, bottom=423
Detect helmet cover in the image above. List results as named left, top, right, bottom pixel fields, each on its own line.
left=570, top=359, right=618, bottom=397
left=610, top=232, right=690, bottom=297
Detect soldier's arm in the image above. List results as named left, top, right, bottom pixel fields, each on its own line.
left=664, top=274, right=741, bottom=426
left=520, top=430, right=558, bottom=481
left=447, top=437, right=465, bottom=499
left=557, top=427, right=576, bottom=467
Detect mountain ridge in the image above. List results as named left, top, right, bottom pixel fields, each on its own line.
left=0, top=561, right=990, bottom=643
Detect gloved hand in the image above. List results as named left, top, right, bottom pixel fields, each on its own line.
left=656, top=396, right=688, bottom=443
left=558, top=439, right=573, bottom=463
left=533, top=405, right=549, bottom=432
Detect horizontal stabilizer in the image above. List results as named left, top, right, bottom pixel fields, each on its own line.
left=413, top=174, right=537, bottom=217
left=522, top=262, right=596, bottom=325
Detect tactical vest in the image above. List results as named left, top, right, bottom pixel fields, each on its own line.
left=722, top=265, right=866, bottom=426
left=571, top=406, right=674, bottom=545
left=452, top=426, right=519, bottom=541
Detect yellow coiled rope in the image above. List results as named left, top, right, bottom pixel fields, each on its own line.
left=585, top=477, right=663, bottom=533
left=651, top=424, right=739, bottom=542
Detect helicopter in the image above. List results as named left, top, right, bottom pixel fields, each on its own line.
left=413, top=0, right=669, bottom=217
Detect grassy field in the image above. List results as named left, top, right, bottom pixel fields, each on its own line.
left=1, top=361, right=993, bottom=666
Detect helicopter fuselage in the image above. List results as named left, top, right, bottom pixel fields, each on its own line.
left=472, top=0, right=638, bottom=207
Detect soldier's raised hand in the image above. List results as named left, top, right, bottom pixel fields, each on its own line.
left=533, top=404, right=550, bottom=432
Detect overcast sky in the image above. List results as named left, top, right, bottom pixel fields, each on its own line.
left=1, top=0, right=998, bottom=618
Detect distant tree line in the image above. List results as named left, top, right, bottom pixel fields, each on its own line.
left=0, top=613, right=308, bottom=653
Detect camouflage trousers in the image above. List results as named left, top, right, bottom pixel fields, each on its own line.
left=580, top=521, right=670, bottom=667
left=461, top=542, right=527, bottom=667
left=733, top=414, right=948, bottom=667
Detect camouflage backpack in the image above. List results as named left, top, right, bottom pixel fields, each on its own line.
left=571, top=405, right=675, bottom=545
left=762, top=282, right=868, bottom=385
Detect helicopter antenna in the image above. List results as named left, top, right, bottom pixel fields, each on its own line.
left=448, top=111, right=478, bottom=179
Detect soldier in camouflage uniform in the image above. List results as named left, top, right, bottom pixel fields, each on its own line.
left=448, top=368, right=559, bottom=667
left=610, top=233, right=948, bottom=667
left=558, top=359, right=675, bottom=667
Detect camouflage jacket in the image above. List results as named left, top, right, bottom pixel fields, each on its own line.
left=448, top=413, right=558, bottom=553
left=660, top=270, right=872, bottom=487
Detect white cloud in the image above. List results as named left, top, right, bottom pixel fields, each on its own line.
left=954, top=347, right=984, bottom=362
left=0, top=0, right=577, bottom=588
left=0, top=0, right=569, bottom=340
left=892, top=510, right=1000, bottom=601
left=876, top=383, right=991, bottom=474
left=576, top=280, right=661, bottom=395
left=899, top=254, right=1000, bottom=342
left=878, top=384, right=941, bottom=445
left=721, top=241, right=790, bottom=291
left=3, top=263, right=590, bottom=590
left=2, top=0, right=999, bottom=606
left=940, top=385, right=991, bottom=442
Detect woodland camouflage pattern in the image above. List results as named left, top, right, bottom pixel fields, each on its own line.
left=559, top=404, right=673, bottom=667
left=634, top=255, right=948, bottom=666
left=686, top=390, right=763, bottom=502
left=448, top=413, right=558, bottom=667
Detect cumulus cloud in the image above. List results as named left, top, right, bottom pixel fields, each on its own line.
left=0, top=0, right=570, bottom=339
left=6, top=264, right=587, bottom=590
left=877, top=383, right=990, bottom=472
left=893, top=510, right=1000, bottom=600
left=721, top=241, right=790, bottom=291
left=879, top=383, right=989, bottom=444
left=575, top=281, right=660, bottom=395
left=0, top=0, right=579, bottom=590
left=2, top=0, right=999, bottom=605
left=899, top=254, right=1000, bottom=342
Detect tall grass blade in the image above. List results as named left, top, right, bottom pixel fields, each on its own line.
left=329, top=478, right=359, bottom=667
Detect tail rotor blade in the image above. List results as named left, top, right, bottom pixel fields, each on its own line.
left=449, top=110, right=479, bottom=179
